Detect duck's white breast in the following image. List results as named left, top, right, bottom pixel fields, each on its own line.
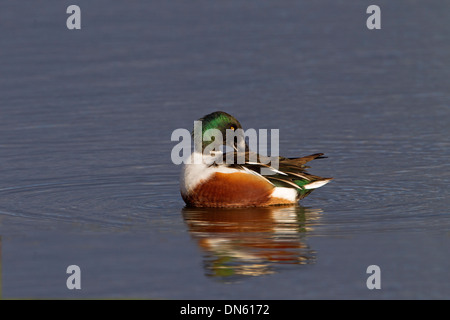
left=180, top=152, right=240, bottom=196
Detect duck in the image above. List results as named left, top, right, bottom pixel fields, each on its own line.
left=180, top=111, right=332, bottom=207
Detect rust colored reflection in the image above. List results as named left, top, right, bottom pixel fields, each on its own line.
left=182, top=205, right=322, bottom=279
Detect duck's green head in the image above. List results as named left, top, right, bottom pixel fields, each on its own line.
left=194, top=111, right=244, bottom=151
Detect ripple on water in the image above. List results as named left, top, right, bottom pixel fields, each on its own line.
left=309, top=171, right=450, bottom=236
left=0, top=175, right=182, bottom=231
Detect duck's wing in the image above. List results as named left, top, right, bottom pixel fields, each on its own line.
left=218, top=151, right=332, bottom=199
left=279, top=153, right=327, bottom=167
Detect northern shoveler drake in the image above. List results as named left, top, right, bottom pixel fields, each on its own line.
left=180, top=111, right=332, bottom=208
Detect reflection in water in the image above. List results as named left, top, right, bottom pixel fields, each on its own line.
left=182, top=205, right=322, bottom=280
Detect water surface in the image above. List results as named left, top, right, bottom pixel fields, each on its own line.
left=0, top=1, right=449, bottom=299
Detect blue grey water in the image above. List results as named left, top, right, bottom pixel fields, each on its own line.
left=0, top=1, right=449, bottom=299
